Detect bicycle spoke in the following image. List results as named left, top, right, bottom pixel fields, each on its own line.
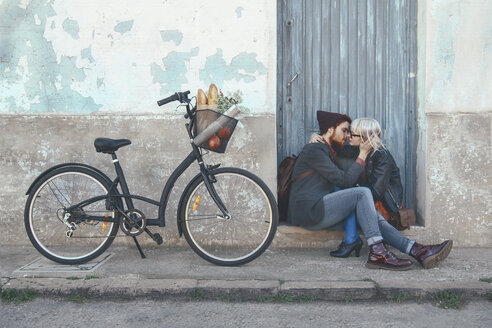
left=181, top=169, right=277, bottom=265
left=185, top=215, right=224, bottom=222
left=47, top=180, right=71, bottom=208
left=26, top=168, right=118, bottom=264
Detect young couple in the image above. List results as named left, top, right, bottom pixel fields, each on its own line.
left=287, top=111, right=452, bottom=270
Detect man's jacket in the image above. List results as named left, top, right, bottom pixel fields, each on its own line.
left=287, top=143, right=364, bottom=228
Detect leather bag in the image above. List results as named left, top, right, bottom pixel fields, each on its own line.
left=386, top=190, right=416, bottom=231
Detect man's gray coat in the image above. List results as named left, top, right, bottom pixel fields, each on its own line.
left=287, top=143, right=365, bottom=228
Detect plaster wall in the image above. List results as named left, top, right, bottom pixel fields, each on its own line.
left=0, top=0, right=279, bottom=246
left=2, top=0, right=491, bottom=249
left=415, top=0, right=492, bottom=246
left=0, top=0, right=276, bottom=114
left=0, top=115, right=277, bottom=246
left=278, top=0, right=492, bottom=248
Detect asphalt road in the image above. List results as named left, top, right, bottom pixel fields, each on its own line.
left=1, top=298, right=491, bottom=328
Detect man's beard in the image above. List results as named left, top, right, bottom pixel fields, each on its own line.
left=329, top=135, right=346, bottom=149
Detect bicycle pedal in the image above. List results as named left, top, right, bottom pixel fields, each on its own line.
left=145, top=229, right=163, bottom=245
left=153, top=233, right=163, bottom=245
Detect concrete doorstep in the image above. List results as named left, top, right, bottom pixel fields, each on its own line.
left=1, top=246, right=492, bottom=303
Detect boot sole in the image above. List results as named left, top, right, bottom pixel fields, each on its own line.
left=421, top=240, right=453, bottom=269
left=366, top=262, right=413, bottom=271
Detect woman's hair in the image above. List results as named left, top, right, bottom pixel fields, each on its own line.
left=351, top=118, right=386, bottom=151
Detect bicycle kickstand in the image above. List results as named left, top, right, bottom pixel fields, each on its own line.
left=132, top=236, right=146, bottom=259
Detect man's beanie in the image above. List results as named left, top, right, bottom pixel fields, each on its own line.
left=317, top=111, right=352, bottom=135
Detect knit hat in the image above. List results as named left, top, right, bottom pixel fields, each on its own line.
left=317, top=111, right=352, bottom=135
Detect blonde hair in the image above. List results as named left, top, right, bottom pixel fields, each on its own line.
left=351, top=118, right=386, bottom=151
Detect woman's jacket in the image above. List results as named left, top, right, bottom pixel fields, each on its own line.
left=335, top=146, right=404, bottom=214
left=364, top=149, right=403, bottom=213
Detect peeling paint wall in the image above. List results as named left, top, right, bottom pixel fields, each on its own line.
left=425, top=0, right=492, bottom=113
left=2, top=0, right=492, bottom=248
left=0, top=0, right=275, bottom=114
left=0, top=0, right=277, bottom=246
left=416, top=0, right=492, bottom=246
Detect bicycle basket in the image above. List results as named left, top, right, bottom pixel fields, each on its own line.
left=195, top=109, right=238, bottom=153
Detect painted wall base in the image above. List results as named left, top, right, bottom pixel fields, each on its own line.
left=2, top=112, right=491, bottom=248
left=0, top=114, right=276, bottom=247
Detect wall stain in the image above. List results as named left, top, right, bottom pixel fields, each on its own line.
left=81, top=46, right=95, bottom=63
left=62, top=18, right=79, bottom=39
left=160, top=30, right=183, bottom=46
left=151, top=47, right=199, bottom=95
left=428, top=2, right=460, bottom=106
left=199, top=49, right=267, bottom=86
left=114, top=20, right=134, bottom=34
left=0, top=0, right=102, bottom=113
left=236, top=7, right=243, bottom=18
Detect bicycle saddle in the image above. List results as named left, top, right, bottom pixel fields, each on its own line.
left=94, top=138, right=131, bottom=154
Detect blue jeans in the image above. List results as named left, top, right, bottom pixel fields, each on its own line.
left=310, top=187, right=414, bottom=253
left=333, top=186, right=358, bottom=244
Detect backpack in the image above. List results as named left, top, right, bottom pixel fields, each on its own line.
left=277, top=155, right=314, bottom=221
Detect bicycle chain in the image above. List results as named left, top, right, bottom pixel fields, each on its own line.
left=66, top=208, right=147, bottom=238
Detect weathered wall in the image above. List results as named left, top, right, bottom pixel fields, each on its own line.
left=278, top=0, right=492, bottom=248
left=0, top=115, right=277, bottom=246
left=0, top=0, right=278, bottom=246
left=0, top=0, right=276, bottom=114
left=2, top=0, right=491, bottom=249
left=414, top=0, right=492, bottom=246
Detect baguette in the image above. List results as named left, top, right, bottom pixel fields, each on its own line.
left=207, top=83, right=219, bottom=105
left=197, top=89, right=208, bottom=105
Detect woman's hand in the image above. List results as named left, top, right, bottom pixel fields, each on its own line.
left=358, top=137, right=373, bottom=160
left=310, top=133, right=323, bottom=143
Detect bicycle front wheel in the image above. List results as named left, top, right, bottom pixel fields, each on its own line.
left=179, top=168, right=278, bottom=266
left=24, top=166, right=119, bottom=264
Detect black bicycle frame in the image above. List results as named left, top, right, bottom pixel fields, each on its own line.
left=66, top=102, right=230, bottom=228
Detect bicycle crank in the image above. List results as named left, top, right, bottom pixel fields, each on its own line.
left=120, top=209, right=147, bottom=236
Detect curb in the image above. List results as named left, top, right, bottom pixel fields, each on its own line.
left=3, top=277, right=492, bottom=302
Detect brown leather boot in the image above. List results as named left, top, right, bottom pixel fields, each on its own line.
left=410, top=240, right=453, bottom=269
left=366, top=242, right=413, bottom=271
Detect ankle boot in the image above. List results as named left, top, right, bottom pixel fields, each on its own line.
left=366, top=242, right=413, bottom=271
left=330, top=238, right=363, bottom=258
left=410, top=240, right=453, bottom=269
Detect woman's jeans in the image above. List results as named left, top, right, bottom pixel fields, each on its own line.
left=333, top=186, right=358, bottom=244
left=309, top=187, right=414, bottom=253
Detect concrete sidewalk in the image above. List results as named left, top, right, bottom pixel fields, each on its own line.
left=1, top=245, right=491, bottom=302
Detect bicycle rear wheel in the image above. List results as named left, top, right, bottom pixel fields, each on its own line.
left=179, top=168, right=278, bottom=266
left=24, top=166, right=119, bottom=264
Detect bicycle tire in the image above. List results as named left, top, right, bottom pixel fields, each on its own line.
left=179, top=167, right=278, bottom=266
left=24, top=165, right=120, bottom=264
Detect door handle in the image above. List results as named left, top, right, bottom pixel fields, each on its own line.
left=287, top=72, right=300, bottom=87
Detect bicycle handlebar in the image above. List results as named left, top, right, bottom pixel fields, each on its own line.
left=156, top=91, right=191, bottom=106
left=157, top=90, right=196, bottom=119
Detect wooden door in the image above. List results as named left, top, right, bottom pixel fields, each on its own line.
left=277, top=0, right=417, bottom=207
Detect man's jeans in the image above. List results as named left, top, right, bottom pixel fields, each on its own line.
left=309, top=187, right=414, bottom=253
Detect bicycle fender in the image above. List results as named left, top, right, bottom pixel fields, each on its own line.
left=177, top=171, right=204, bottom=237
left=25, top=163, right=113, bottom=195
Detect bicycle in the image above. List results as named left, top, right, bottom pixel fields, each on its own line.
left=24, top=91, right=278, bottom=266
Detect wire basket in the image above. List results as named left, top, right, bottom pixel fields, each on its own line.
left=194, top=109, right=238, bottom=153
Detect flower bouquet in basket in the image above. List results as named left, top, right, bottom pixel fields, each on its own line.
left=194, top=84, right=241, bottom=153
